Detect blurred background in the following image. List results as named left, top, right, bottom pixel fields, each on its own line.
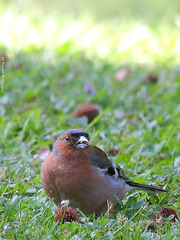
left=1, top=2, right=180, bottom=239
left=1, top=0, right=180, bottom=65
left=2, top=0, right=180, bottom=21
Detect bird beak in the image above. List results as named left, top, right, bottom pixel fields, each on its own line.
left=76, top=136, right=89, bottom=149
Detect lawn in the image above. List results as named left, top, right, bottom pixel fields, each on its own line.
left=0, top=1, right=180, bottom=239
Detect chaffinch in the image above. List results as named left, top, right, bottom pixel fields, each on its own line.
left=41, top=129, right=167, bottom=216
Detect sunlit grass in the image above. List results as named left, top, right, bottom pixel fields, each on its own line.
left=1, top=10, right=180, bottom=65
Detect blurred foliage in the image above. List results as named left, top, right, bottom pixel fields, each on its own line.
left=0, top=0, right=180, bottom=66
left=1, top=0, right=180, bottom=23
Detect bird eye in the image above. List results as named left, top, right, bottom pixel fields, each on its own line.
left=66, top=137, right=70, bottom=141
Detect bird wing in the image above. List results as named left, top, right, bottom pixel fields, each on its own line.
left=90, top=145, right=167, bottom=193
left=90, top=145, right=131, bottom=181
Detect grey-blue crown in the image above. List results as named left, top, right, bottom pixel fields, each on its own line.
left=55, top=129, right=89, bottom=144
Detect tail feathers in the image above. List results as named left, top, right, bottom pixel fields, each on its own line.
left=126, top=181, right=168, bottom=193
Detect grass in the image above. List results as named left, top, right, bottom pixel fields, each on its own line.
left=0, top=2, right=180, bottom=239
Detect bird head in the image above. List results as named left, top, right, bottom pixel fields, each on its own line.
left=53, top=129, right=90, bottom=157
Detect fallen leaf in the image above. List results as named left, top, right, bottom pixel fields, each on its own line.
left=146, top=220, right=158, bottom=231
left=160, top=207, right=179, bottom=222
left=143, top=207, right=179, bottom=231
left=108, top=148, right=119, bottom=156
left=38, top=147, right=51, bottom=161
left=145, top=74, right=158, bottom=83
left=124, top=112, right=133, bottom=118
left=115, top=69, right=132, bottom=82
left=72, top=103, right=99, bottom=123
left=143, top=214, right=164, bottom=231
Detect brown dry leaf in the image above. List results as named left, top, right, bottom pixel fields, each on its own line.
left=0, top=167, right=7, bottom=181
left=38, top=147, right=51, bottom=161
left=143, top=207, right=179, bottom=231
left=160, top=207, right=179, bottom=222
left=124, top=112, right=133, bottom=118
left=108, top=148, right=119, bottom=156
left=72, top=103, right=99, bottom=123
left=145, top=74, right=158, bottom=83
left=146, top=219, right=159, bottom=231
left=115, top=69, right=132, bottom=82
left=143, top=217, right=164, bottom=231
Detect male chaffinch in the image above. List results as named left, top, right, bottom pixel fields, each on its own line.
left=41, top=129, right=167, bottom=216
